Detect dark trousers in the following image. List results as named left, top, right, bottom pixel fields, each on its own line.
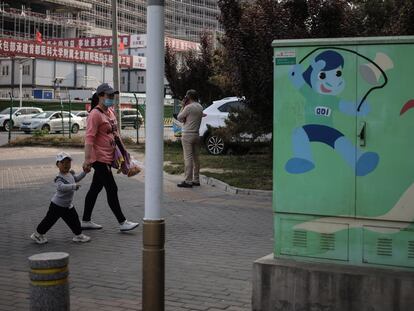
left=83, top=162, right=126, bottom=223
left=37, top=202, right=82, bottom=235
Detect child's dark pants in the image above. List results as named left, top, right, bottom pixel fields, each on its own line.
left=37, top=202, right=82, bottom=235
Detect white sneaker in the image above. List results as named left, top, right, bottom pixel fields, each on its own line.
left=81, top=221, right=103, bottom=230
left=72, top=234, right=91, bottom=243
left=30, top=232, right=48, bottom=244
left=119, top=220, right=139, bottom=232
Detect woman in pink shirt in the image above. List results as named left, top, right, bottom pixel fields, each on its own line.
left=81, top=83, right=139, bottom=232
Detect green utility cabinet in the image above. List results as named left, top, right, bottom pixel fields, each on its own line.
left=273, top=37, right=414, bottom=269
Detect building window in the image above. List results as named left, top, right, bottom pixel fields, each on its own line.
left=23, top=65, right=30, bottom=76
left=2, top=65, right=9, bottom=76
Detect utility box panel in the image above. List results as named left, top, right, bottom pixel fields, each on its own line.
left=273, top=37, right=414, bottom=269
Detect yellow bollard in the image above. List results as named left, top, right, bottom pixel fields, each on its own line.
left=29, top=252, right=70, bottom=311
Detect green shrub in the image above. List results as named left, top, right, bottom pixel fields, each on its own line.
left=32, top=130, right=48, bottom=137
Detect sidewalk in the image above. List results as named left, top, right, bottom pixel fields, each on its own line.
left=0, top=147, right=273, bottom=311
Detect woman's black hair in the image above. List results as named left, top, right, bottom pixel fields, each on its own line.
left=90, top=93, right=100, bottom=112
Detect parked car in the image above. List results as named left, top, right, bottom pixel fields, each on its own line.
left=172, top=97, right=248, bottom=155
left=20, top=111, right=83, bottom=134
left=72, top=111, right=88, bottom=129
left=0, top=107, right=43, bottom=131
left=199, top=97, right=248, bottom=155
left=120, top=108, right=144, bottom=129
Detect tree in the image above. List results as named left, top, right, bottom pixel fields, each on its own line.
left=216, top=0, right=414, bottom=141
left=306, top=0, right=361, bottom=37
left=218, top=0, right=288, bottom=138
left=164, top=32, right=226, bottom=106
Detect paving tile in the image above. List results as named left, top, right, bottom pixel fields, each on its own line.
left=0, top=147, right=273, bottom=311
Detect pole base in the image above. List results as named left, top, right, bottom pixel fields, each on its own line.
left=142, top=219, right=165, bottom=311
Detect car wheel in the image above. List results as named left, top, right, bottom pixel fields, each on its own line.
left=71, top=124, right=79, bottom=134
left=206, top=134, right=226, bottom=155
left=133, top=120, right=141, bottom=129
left=41, top=124, right=50, bottom=133
left=4, top=120, right=13, bottom=132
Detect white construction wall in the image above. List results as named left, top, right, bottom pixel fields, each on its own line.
left=35, top=60, right=54, bottom=86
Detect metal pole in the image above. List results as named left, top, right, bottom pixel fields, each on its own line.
left=19, top=63, right=23, bottom=108
left=111, top=0, right=121, bottom=129
left=60, top=98, right=64, bottom=137
left=101, top=60, right=105, bottom=83
left=143, top=0, right=165, bottom=310
left=134, top=93, right=139, bottom=144
left=68, top=95, right=72, bottom=139
left=8, top=92, right=13, bottom=144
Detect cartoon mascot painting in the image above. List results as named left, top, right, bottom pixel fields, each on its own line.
left=286, top=50, right=380, bottom=176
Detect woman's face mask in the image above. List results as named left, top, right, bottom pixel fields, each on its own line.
left=104, top=98, right=114, bottom=107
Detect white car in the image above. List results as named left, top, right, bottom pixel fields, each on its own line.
left=199, top=97, right=246, bottom=155
left=72, top=111, right=89, bottom=129
left=0, top=107, right=43, bottom=131
left=20, top=111, right=83, bottom=134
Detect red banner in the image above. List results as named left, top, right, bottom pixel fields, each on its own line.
left=0, top=38, right=135, bottom=68
left=165, top=37, right=200, bottom=52
left=44, top=34, right=200, bottom=51
left=45, top=35, right=130, bottom=49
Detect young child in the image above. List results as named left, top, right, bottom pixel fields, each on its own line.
left=30, top=152, right=91, bottom=244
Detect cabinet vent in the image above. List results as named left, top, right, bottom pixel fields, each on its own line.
left=292, top=230, right=307, bottom=248
left=377, top=238, right=393, bottom=257
left=320, top=233, right=335, bottom=251
left=408, top=241, right=414, bottom=259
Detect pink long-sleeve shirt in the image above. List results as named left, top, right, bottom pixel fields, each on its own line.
left=85, top=107, right=117, bottom=164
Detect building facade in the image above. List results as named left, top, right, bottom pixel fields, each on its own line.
left=1, top=0, right=221, bottom=43
left=0, top=0, right=215, bottom=97
left=0, top=57, right=113, bottom=99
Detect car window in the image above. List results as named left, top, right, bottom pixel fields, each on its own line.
left=78, top=112, right=88, bottom=117
left=62, top=112, right=70, bottom=118
left=33, top=112, right=53, bottom=119
left=51, top=113, right=61, bottom=119
left=0, top=108, right=18, bottom=114
left=218, top=101, right=245, bottom=113
left=18, top=109, right=28, bottom=115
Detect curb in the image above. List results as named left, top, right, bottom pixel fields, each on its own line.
left=200, top=175, right=272, bottom=197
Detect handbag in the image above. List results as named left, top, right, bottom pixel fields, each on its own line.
left=112, top=136, right=141, bottom=177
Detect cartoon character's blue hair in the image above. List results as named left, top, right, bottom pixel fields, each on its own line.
left=303, top=50, right=345, bottom=86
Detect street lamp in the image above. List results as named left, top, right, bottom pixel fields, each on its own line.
left=143, top=0, right=165, bottom=310
left=101, top=59, right=106, bottom=83
left=16, top=57, right=34, bottom=107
